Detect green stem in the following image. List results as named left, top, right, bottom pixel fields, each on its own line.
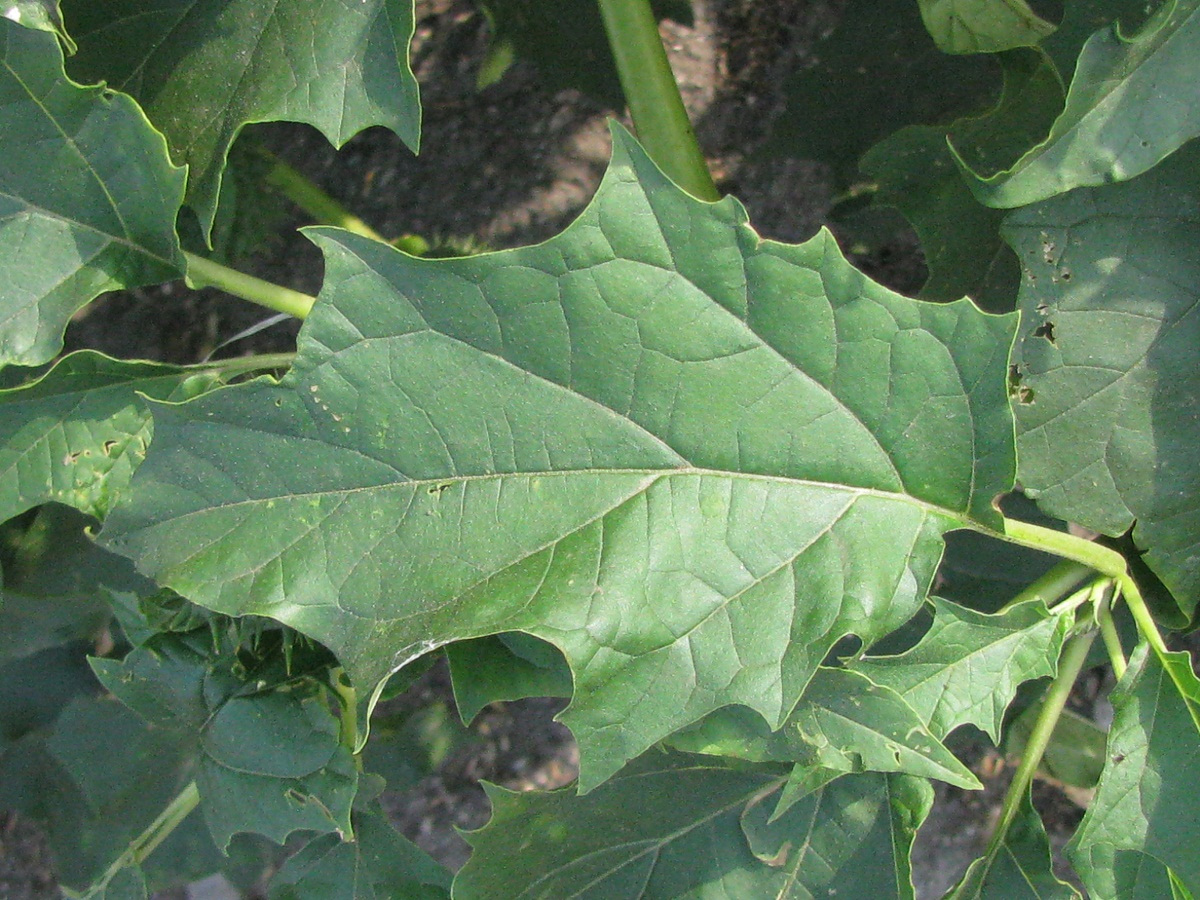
left=980, top=630, right=1096, bottom=873
left=596, top=0, right=720, bottom=201
left=254, top=146, right=387, bottom=243
left=190, top=352, right=296, bottom=376
left=1003, top=559, right=1093, bottom=612
left=82, top=781, right=200, bottom=896
left=1097, top=592, right=1128, bottom=680
left=331, top=667, right=358, bottom=753
left=185, top=253, right=315, bottom=319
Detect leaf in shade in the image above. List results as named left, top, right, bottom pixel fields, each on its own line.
left=947, top=787, right=1081, bottom=899
left=861, top=49, right=1062, bottom=309
left=963, top=0, right=1200, bottom=207
left=917, top=0, right=1056, bottom=54
left=91, top=633, right=357, bottom=850
left=267, top=810, right=451, bottom=900
left=1003, top=142, right=1200, bottom=617
left=765, top=0, right=999, bottom=186
left=454, top=751, right=931, bottom=899
left=1068, top=643, right=1200, bottom=899
left=851, top=597, right=1071, bottom=741
left=666, top=668, right=980, bottom=790
left=0, top=22, right=185, bottom=367
left=100, top=125, right=1018, bottom=790
left=60, top=0, right=421, bottom=235
left=1040, top=0, right=1155, bottom=79
left=446, top=632, right=572, bottom=724
left=0, top=352, right=217, bottom=522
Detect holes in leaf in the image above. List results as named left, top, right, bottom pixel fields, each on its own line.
left=428, top=483, right=451, bottom=496
left=1033, top=321, right=1056, bottom=344
left=1008, top=365, right=1035, bottom=404
left=102, top=440, right=118, bottom=456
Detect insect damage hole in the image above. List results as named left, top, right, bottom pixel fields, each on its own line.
left=1032, top=321, right=1056, bottom=344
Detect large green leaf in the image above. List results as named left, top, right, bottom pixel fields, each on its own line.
left=91, top=632, right=358, bottom=850
left=453, top=752, right=931, bottom=899
left=851, top=597, right=1071, bottom=741
left=1068, top=644, right=1200, bottom=898
left=4, top=0, right=75, bottom=51
left=948, top=788, right=1082, bottom=898
left=964, top=0, right=1200, bottom=207
left=0, top=351, right=215, bottom=522
left=101, top=126, right=1018, bottom=790
left=0, top=21, right=185, bottom=367
left=60, top=0, right=420, bottom=235
left=765, top=0, right=999, bottom=185
left=917, top=0, right=1056, bottom=54
left=666, top=668, right=981, bottom=790
left=267, top=810, right=450, bottom=900
left=1004, top=141, right=1200, bottom=615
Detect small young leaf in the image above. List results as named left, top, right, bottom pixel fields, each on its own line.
left=1004, top=142, right=1200, bottom=616
left=917, top=0, right=1057, bottom=54
left=964, top=0, right=1200, bottom=206
left=60, top=0, right=421, bottom=236
left=851, top=597, right=1071, bottom=741
left=0, top=22, right=185, bottom=366
left=1068, top=643, right=1200, bottom=898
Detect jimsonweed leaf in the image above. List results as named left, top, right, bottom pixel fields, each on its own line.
left=0, top=21, right=185, bottom=367
left=60, top=0, right=421, bottom=234
left=963, top=0, right=1200, bottom=206
left=1069, top=643, right=1200, bottom=898
left=917, top=0, right=1056, bottom=54
left=101, top=126, right=1018, bottom=790
left=851, top=597, right=1071, bottom=741
left=91, top=632, right=358, bottom=850
left=0, top=352, right=216, bottom=522
left=3, top=0, right=75, bottom=52
left=1004, top=140, right=1200, bottom=615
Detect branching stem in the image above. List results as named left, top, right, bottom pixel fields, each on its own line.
left=596, top=0, right=720, bottom=201
left=253, top=146, right=387, bottom=243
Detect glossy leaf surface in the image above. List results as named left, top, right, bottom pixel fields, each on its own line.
left=60, top=0, right=421, bottom=234
left=102, top=128, right=1018, bottom=789
left=1004, top=142, right=1200, bottom=613
left=0, top=22, right=185, bottom=366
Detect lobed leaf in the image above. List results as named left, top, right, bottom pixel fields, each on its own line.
left=0, top=22, right=185, bottom=367
left=100, top=126, right=1018, bottom=790
left=1004, top=141, right=1200, bottom=616
left=60, top=0, right=421, bottom=235
left=963, top=0, right=1200, bottom=206
left=454, top=751, right=931, bottom=899
left=0, top=351, right=216, bottom=522
left=1068, top=643, right=1200, bottom=898
left=851, top=597, right=1071, bottom=741
left=91, top=633, right=357, bottom=850
left=917, top=0, right=1056, bottom=54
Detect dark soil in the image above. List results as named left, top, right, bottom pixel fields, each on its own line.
left=4, top=1, right=1099, bottom=897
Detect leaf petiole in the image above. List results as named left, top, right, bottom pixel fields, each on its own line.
left=184, top=252, right=315, bottom=319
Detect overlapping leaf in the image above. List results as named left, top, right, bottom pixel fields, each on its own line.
left=1004, top=141, right=1200, bottom=615
left=60, top=0, right=421, bottom=234
left=1068, top=644, right=1200, bottom=898
left=851, top=597, right=1071, bottom=741
left=91, top=632, right=357, bottom=850
left=101, top=126, right=1017, bottom=789
left=0, top=351, right=216, bottom=521
left=917, top=0, right=1056, bottom=54
left=0, top=22, right=185, bottom=367
left=454, top=751, right=931, bottom=899
left=964, top=0, right=1200, bottom=206
left=3, top=0, right=75, bottom=51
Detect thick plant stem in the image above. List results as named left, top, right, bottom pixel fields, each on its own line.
left=1097, top=596, right=1128, bottom=680
left=1004, top=559, right=1093, bottom=612
left=597, top=0, right=720, bottom=201
left=185, top=252, right=315, bottom=319
left=981, top=630, right=1096, bottom=873
left=83, top=781, right=200, bottom=895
